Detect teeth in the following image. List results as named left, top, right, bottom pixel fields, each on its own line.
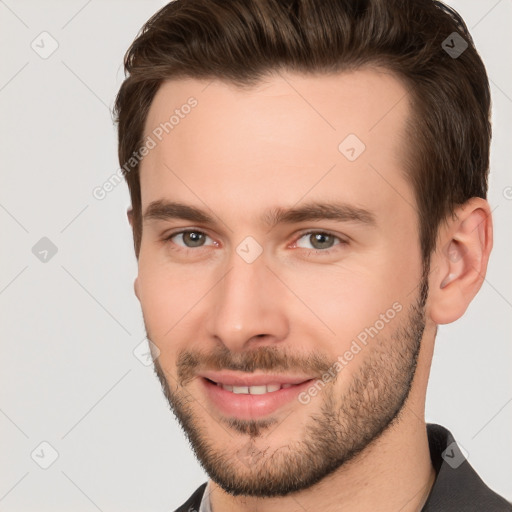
left=246, top=385, right=268, bottom=395
left=216, top=382, right=293, bottom=394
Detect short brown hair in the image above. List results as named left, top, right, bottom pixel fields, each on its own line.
left=114, top=0, right=491, bottom=263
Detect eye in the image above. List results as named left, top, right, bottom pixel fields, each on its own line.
left=294, top=231, right=346, bottom=253
left=164, top=230, right=216, bottom=249
left=162, top=229, right=347, bottom=256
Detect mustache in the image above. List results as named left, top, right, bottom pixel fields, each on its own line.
left=176, top=344, right=334, bottom=387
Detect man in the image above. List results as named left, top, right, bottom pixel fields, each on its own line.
left=114, top=0, right=511, bottom=510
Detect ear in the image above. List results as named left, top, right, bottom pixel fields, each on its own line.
left=134, top=276, right=140, bottom=301
left=428, top=197, right=493, bottom=324
left=127, top=207, right=141, bottom=301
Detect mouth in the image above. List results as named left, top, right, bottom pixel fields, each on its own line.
left=200, top=375, right=316, bottom=419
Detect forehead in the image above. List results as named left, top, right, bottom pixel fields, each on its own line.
left=139, top=68, right=415, bottom=226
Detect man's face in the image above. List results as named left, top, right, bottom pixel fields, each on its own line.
left=135, top=69, right=429, bottom=496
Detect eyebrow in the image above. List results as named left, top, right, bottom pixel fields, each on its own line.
left=143, top=199, right=376, bottom=229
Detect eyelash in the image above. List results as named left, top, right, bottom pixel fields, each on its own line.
left=162, top=229, right=348, bottom=256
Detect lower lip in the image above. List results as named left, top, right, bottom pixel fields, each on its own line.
left=200, top=377, right=315, bottom=419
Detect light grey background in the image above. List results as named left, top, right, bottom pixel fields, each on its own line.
left=0, top=0, right=510, bottom=510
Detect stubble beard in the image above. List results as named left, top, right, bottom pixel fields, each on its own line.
left=150, top=273, right=429, bottom=497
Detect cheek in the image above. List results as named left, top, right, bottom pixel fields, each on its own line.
left=285, top=267, right=385, bottom=348
left=136, top=253, right=204, bottom=341
left=283, top=253, right=415, bottom=354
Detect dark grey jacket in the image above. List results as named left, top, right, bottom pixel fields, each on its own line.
left=174, top=423, right=512, bottom=511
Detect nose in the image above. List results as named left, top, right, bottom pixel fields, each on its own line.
left=206, top=250, right=290, bottom=352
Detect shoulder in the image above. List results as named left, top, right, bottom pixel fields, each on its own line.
left=422, top=423, right=512, bottom=511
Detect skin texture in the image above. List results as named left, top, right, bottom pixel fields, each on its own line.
left=130, top=69, right=492, bottom=511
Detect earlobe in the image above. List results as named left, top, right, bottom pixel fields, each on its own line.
left=429, top=198, right=493, bottom=325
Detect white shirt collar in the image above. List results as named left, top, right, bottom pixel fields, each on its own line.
left=198, top=479, right=212, bottom=512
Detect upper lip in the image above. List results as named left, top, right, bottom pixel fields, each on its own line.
left=199, top=371, right=314, bottom=387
